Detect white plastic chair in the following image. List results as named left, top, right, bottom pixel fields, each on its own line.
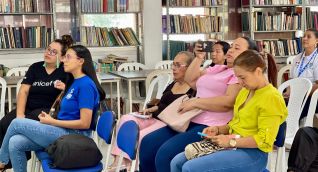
left=286, top=55, right=297, bottom=65
left=277, top=65, right=291, bottom=86
left=117, top=62, right=147, bottom=71
left=143, top=70, right=172, bottom=110
left=202, top=59, right=212, bottom=69
left=275, top=78, right=312, bottom=172
left=304, top=89, right=318, bottom=127
left=6, top=67, right=29, bottom=76
left=0, top=77, right=7, bottom=119
left=155, top=60, right=173, bottom=69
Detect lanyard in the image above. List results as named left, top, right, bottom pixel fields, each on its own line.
left=297, top=49, right=318, bottom=77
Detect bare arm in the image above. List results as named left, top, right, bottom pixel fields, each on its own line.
left=39, top=108, right=93, bottom=129
left=16, top=84, right=31, bottom=118
left=184, top=43, right=207, bottom=90
left=311, top=82, right=318, bottom=94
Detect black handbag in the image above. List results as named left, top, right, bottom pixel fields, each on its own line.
left=46, top=134, right=103, bottom=169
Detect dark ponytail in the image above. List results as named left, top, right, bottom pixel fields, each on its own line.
left=263, top=53, right=277, bottom=87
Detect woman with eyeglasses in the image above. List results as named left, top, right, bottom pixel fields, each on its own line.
left=0, top=35, right=73, bottom=169
left=0, top=45, right=105, bottom=172
left=139, top=37, right=278, bottom=172
left=106, top=51, right=196, bottom=171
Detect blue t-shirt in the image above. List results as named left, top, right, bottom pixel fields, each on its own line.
left=57, top=75, right=100, bottom=130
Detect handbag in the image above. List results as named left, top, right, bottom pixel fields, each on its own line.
left=48, top=91, right=64, bottom=119
left=184, top=139, right=224, bottom=160
left=157, top=94, right=202, bottom=132
left=46, top=134, right=103, bottom=169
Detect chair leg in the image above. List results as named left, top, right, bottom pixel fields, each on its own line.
left=104, top=130, right=116, bottom=172
left=276, top=146, right=286, bottom=172
left=266, top=151, right=272, bottom=171
left=116, top=152, right=124, bottom=172
left=30, top=152, right=36, bottom=172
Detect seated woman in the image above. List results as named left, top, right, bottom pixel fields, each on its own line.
left=0, top=45, right=105, bottom=172
left=286, top=28, right=318, bottom=122
left=139, top=37, right=259, bottom=172
left=170, top=50, right=287, bottom=172
left=0, top=36, right=73, bottom=168
left=108, top=51, right=195, bottom=170
left=209, top=41, right=230, bottom=67
left=288, top=127, right=318, bottom=172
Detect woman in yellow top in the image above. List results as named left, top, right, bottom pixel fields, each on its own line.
left=170, top=50, right=288, bottom=172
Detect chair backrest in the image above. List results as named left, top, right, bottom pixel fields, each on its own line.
left=6, top=67, right=29, bottom=76
left=277, top=65, right=291, bottom=86
left=304, top=89, right=318, bottom=127
left=96, top=111, right=116, bottom=144
left=16, top=78, right=23, bottom=96
left=287, top=55, right=297, bottom=65
left=143, top=70, right=172, bottom=109
left=117, top=62, right=147, bottom=71
left=278, top=78, right=312, bottom=139
left=202, top=59, right=212, bottom=68
left=155, top=60, right=173, bottom=69
left=117, top=120, right=139, bottom=160
left=0, top=78, right=6, bottom=119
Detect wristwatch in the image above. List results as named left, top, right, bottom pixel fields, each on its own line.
left=229, top=138, right=237, bottom=148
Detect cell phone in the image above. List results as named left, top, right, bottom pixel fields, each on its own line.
left=200, top=41, right=214, bottom=52
left=197, top=132, right=207, bottom=137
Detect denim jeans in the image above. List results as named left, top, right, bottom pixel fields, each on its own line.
left=171, top=148, right=268, bottom=172
left=0, top=118, right=91, bottom=172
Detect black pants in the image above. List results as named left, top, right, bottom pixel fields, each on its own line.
left=288, top=127, right=318, bottom=172
left=0, top=108, right=49, bottom=168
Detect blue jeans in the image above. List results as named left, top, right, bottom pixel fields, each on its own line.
left=139, top=122, right=207, bottom=172
left=0, top=118, right=91, bottom=172
left=171, top=148, right=268, bottom=172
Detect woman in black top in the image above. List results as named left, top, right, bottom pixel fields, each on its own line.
left=0, top=35, right=73, bottom=168
left=108, top=51, right=195, bottom=171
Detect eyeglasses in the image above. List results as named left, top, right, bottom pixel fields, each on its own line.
left=61, top=54, right=80, bottom=61
left=46, top=47, right=58, bottom=56
left=172, top=63, right=187, bottom=69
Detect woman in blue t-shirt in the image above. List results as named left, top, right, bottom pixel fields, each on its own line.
left=0, top=45, right=105, bottom=172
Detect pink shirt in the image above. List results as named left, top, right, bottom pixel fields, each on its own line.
left=191, top=65, right=238, bottom=126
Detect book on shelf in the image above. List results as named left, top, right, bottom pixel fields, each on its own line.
left=81, top=26, right=140, bottom=47
left=304, top=0, right=318, bottom=5
left=242, top=0, right=302, bottom=5
left=166, top=0, right=223, bottom=7
left=251, top=11, right=301, bottom=31
left=163, top=15, right=222, bottom=34
left=81, top=0, right=140, bottom=13
left=0, top=26, right=51, bottom=49
left=0, top=0, right=51, bottom=13
left=306, top=7, right=318, bottom=30
left=256, top=39, right=301, bottom=57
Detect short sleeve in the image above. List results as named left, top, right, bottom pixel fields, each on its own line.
left=78, top=84, right=97, bottom=110
left=21, top=64, right=35, bottom=85
left=313, top=60, right=318, bottom=81
left=290, top=60, right=297, bottom=79
left=253, top=94, right=288, bottom=152
left=227, top=74, right=238, bottom=85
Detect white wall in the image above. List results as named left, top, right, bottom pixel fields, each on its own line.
left=143, top=0, right=162, bottom=68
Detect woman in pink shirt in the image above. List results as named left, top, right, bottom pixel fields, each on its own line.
left=139, top=37, right=273, bottom=172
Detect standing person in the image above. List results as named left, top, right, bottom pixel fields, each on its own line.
left=0, top=45, right=105, bottom=172
left=171, top=50, right=287, bottom=172
left=209, top=41, right=230, bottom=67
left=139, top=36, right=269, bottom=172
left=287, top=28, right=318, bottom=120
left=287, top=127, right=318, bottom=172
left=108, top=51, right=195, bottom=171
left=0, top=36, right=73, bottom=169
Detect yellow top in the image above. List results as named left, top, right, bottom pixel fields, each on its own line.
left=228, top=84, right=288, bottom=153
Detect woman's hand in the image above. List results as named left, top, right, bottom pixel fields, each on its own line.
left=54, top=80, right=65, bottom=90
left=194, top=42, right=206, bottom=60
left=178, top=98, right=197, bottom=114
left=210, top=135, right=231, bottom=148
left=202, top=126, right=219, bottom=137
left=38, top=111, right=55, bottom=125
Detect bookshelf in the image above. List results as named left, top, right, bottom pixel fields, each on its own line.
left=76, top=0, right=143, bottom=62
left=162, top=0, right=225, bottom=60
left=0, top=0, right=56, bottom=50
left=241, top=0, right=318, bottom=64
